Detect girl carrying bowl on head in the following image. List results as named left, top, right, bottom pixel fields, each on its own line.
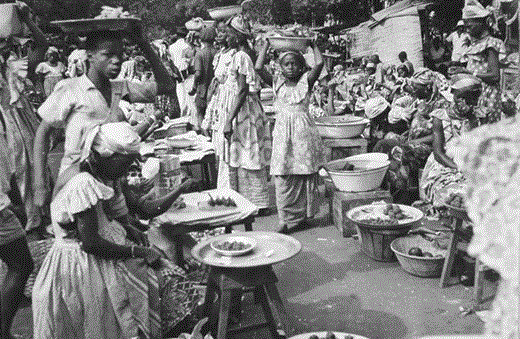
left=255, top=38, right=326, bottom=234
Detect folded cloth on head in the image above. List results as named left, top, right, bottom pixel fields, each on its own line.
left=365, top=96, right=390, bottom=119
left=80, top=122, right=141, bottom=162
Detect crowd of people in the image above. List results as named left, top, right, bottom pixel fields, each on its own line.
left=0, top=0, right=518, bottom=338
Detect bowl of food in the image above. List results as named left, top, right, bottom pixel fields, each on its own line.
left=323, top=155, right=390, bottom=192
left=314, top=115, right=369, bottom=139
left=347, top=202, right=424, bottom=261
left=268, top=36, right=313, bottom=52
left=207, top=5, right=242, bottom=20
left=211, top=236, right=257, bottom=257
left=390, top=234, right=446, bottom=277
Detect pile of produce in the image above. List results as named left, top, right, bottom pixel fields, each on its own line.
left=213, top=240, right=252, bottom=252
left=95, top=6, right=135, bottom=19
left=308, top=332, right=354, bottom=339
left=207, top=194, right=237, bottom=207
left=407, top=247, right=444, bottom=258
left=356, top=204, right=411, bottom=226
left=383, top=204, right=409, bottom=220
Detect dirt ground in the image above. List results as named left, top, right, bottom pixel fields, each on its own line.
left=10, top=194, right=495, bottom=339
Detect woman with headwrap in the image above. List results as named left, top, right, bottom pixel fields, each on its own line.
left=372, top=69, right=451, bottom=201
left=217, top=15, right=270, bottom=212
left=35, top=46, right=65, bottom=98
left=419, top=75, right=483, bottom=208
left=452, top=0, right=507, bottom=123
left=32, top=122, right=205, bottom=339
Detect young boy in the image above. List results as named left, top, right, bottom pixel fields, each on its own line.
left=33, top=22, right=175, bottom=210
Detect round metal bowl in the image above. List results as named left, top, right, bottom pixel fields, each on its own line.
left=324, top=157, right=390, bottom=192
left=207, top=5, right=242, bottom=20
left=268, top=36, right=312, bottom=52
left=391, top=235, right=446, bottom=277
left=314, top=115, right=369, bottom=139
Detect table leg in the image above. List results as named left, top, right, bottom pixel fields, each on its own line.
left=217, top=289, right=233, bottom=339
left=257, top=285, right=285, bottom=339
left=264, top=282, right=293, bottom=337
left=439, top=217, right=464, bottom=288
left=473, top=259, right=485, bottom=310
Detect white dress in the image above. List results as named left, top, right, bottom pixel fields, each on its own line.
left=33, top=172, right=162, bottom=339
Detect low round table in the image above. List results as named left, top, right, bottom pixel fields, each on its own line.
left=192, top=231, right=302, bottom=339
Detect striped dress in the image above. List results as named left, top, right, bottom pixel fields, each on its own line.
left=32, top=173, right=204, bottom=338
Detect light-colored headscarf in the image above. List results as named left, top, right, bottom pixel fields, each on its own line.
left=81, top=122, right=141, bottom=162
left=227, top=14, right=251, bottom=36
left=365, top=96, right=390, bottom=119
left=462, top=0, right=491, bottom=19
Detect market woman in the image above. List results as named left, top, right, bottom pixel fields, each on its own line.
left=419, top=75, right=483, bottom=208
left=33, top=122, right=205, bottom=338
left=460, top=0, right=506, bottom=123
left=218, top=15, right=270, bottom=211
left=35, top=46, right=65, bottom=98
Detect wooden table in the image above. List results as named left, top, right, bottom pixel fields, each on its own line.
left=151, top=188, right=258, bottom=266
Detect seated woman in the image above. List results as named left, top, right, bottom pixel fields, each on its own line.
left=420, top=75, right=483, bottom=208
left=373, top=69, right=451, bottom=199
left=32, top=122, right=205, bottom=339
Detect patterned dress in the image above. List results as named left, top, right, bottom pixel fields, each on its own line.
left=449, top=117, right=519, bottom=339
left=419, top=107, right=475, bottom=207
left=216, top=49, right=269, bottom=208
left=271, top=72, right=326, bottom=228
left=465, top=33, right=506, bottom=123
left=33, top=172, right=205, bottom=338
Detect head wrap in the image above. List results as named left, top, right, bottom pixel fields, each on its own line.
left=81, top=122, right=141, bottom=162
left=456, top=20, right=465, bottom=27
left=185, top=17, right=204, bottom=31
left=409, top=68, right=434, bottom=86
left=365, top=96, right=390, bottom=119
left=462, top=0, right=491, bottom=19
left=365, top=62, right=376, bottom=69
left=227, top=14, right=251, bottom=36
left=278, top=50, right=308, bottom=68
left=450, top=74, right=482, bottom=92
left=47, top=46, right=59, bottom=54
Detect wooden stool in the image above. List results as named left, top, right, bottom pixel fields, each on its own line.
left=322, top=137, right=368, bottom=161
left=439, top=207, right=487, bottom=310
left=203, top=265, right=291, bottom=339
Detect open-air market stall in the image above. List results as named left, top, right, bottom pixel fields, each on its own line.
left=341, top=0, right=432, bottom=68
